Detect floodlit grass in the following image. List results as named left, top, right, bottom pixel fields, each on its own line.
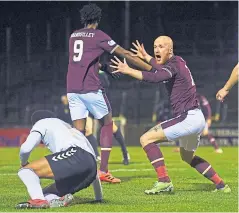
left=0, top=146, right=237, bottom=212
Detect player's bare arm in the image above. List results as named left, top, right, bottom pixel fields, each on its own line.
left=111, top=57, right=143, bottom=79
left=113, top=45, right=152, bottom=71
left=216, top=63, right=239, bottom=101
left=20, top=132, right=42, bottom=167
left=223, top=63, right=239, bottom=91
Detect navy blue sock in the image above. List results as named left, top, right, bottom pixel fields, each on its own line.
left=114, top=128, right=128, bottom=159
left=86, top=134, right=99, bottom=157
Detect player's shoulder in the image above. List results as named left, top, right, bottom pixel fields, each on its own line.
left=95, top=29, right=112, bottom=40
left=171, top=55, right=187, bottom=71
left=96, top=29, right=109, bottom=35
left=174, top=55, right=185, bottom=63
left=164, top=56, right=180, bottom=73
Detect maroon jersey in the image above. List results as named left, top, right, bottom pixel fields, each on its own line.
left=67, top=28, right=118, bottom=93
left=142, top=55, right=199, bottom=117
left=196, top=93, right=211, bottom=120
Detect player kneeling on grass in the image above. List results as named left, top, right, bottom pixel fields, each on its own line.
left=16, top=110, right=102, bottom=209
left=111, top=36, right=231, bottom=195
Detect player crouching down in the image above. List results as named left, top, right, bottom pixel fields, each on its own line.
left=16, top=110, right=102, bottom=209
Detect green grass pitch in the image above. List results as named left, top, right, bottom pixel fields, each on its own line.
left=0, top=146, right=237, bottom=212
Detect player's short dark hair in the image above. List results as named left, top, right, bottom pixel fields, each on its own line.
left=31, top=110, right=56, bottom=125
left=80, top=3, right=102, bottom=25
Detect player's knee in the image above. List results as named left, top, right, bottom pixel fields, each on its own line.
left=180, top=151, right=193, bottom=164
left=100, top=113, right=112, bottom=126
left=140, top=135, right=149, bottom=147
left=180, top=154, right=189, bottom=164
left=73, top=120, right=86, bottom=133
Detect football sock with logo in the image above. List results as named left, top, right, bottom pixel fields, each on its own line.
left=86, top=134, right=100, bottom=157
left=113, top=128, right=128, bottom=160
left=100, top=122, right=113, bottom=172
left=18, top=168, right=45, bottom=200
left=143, top=143, right=171, bottom=182
left=190, top=155, right=225, bottom=189
left=207, top=133, right=219, bottom=150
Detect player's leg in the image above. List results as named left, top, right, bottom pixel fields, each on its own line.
left=73, top=118, right=87, bottom=134
left=49, top=146, right=97, bottom=207
left=42, top=183, right=73, bottom=208
left=177, top=109, right=230, bottom=192
left=81, top=90, right=120, bottom=183
left=179, top=139, right=230, bottom=193
left=112, top=121, right=129, bottom=165
left=98, top=112, right=121, bottom=182
left=142, top=108, right=207, bottom=194
left=85, top=116, right=100, bottom=158
left=16, top=157, right=54, bottom=209
left=203, top=125, right=223, bottom=153
left=140, top=123, right=174, bottom=194
left=67, top=93, right=88, bottom=134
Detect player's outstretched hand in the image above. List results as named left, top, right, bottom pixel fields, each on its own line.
left=110, top=56, right=131, bottom=74
left=216, top=88, right=229, bottom=102
left=101, top=64, right=121, bottom=79
left=130, top=40, right=148, bottom=60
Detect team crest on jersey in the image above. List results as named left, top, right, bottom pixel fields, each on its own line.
left=108, top=40, right=116, bottom=46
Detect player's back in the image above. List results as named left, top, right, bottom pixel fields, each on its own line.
left=67, top=28, right=117, bottom=94
left=31, top=118, right=95, bottom=156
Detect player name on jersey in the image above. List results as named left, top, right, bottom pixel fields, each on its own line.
left=71, top=32, right=95, bottom=38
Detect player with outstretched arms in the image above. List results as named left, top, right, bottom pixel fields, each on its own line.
left=67, top=3, right=151, bottom=183
left=16, top=110, right=102, bottom=209
left=111, top=36, right=231, bottom=194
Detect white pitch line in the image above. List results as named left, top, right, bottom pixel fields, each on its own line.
left=0, top=167, right=186, bottom=176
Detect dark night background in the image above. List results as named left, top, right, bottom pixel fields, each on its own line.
left=0, top=1, right=237, bottom=55
left=0, top=1, right=237, bottom=125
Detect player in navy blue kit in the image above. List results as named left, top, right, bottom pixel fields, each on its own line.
left=16, top=111, right=102, bottom=209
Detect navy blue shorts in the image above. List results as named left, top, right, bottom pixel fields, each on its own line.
left=45, top=146, right=97, bottom=196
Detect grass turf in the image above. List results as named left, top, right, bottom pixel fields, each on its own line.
left=0, top=146, right=238, bottom=212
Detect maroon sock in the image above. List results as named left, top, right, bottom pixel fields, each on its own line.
left=190, top=155, right=225, bottom=189
left=207, top=133, right=219, bottom=149
left=99, top=122, right=113, bottom=172
left=143, top=143, right=170, bottom=182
